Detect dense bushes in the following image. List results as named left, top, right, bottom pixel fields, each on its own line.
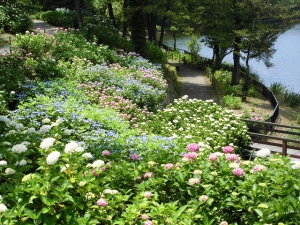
left=0, top=5, right=32, bottom=34
left=40, top=8, right=78, bottom=28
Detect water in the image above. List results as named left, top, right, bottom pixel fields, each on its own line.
left=163, top=24, right=300, bottom=93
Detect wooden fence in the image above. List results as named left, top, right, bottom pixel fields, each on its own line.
left=242, top=119, right=300, bottom=158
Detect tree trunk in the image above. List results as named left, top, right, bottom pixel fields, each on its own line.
left=231, top=36, right=241, bottom=86
left=122, top=0, right=129, bottom=38
left=107, top=1, right=117, bottom=28
left=128, top=0, right=147, bottom=57
left=150, top=13, right=157, bottom=42
left=146, top=13, right=152, bottom=41
left=75, top=0, right=83, bottom=25
left=159, top=15, right=167, bottom=46
left=173, top=32, right=176, bottom=50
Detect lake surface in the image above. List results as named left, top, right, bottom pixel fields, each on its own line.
left=163, top=24, right=300, bottom=93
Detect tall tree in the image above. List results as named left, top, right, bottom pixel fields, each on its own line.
left=187, top=0, right=300, bottom=86
left=128, top=0, right=147, bottom=57
left=75, top=0, right=83, bottom=24
left=107, top=0, right=117, bottom=28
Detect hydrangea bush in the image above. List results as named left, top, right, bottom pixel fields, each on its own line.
left=1, top=28, right=300, bottom=225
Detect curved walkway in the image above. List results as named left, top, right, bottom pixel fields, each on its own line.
left=168, top=59, right=213, bottom=100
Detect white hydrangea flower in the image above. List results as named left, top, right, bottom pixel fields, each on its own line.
left=64, top=141, right=79, bottom=154
left=15, top=123, right=24, bottom=131
left=0, top=116, right=10, bottom=123
left=21, top=141, right=30, bottom=146
left=111, top=190, right=119, bottom=194
left=291, top=161, right=300, bottom=169
left=92, top=160, right=105, bottom=168
left=0, top=160, right=7, bottom=166
left=42, top=118, right=51, bottom=124
left=2, top=142, right=11, bottom=146
left=82, top=153, right=93, bottom=159
left=229, top=162, right=240, bottom=168
left=63, top=129, right=72, bottom=135
left=40, top=137, right=56, bottom=150
left=39, top=125, right=52, bottom=134
left=56, top=118, right=64, bottom=125
left=46, top=151, right=61, bottom=165
left=5, top=168, right=16, bottom=175
left=0, top=203, right=8, bottom=213
left=27, top=127, right=36, bottom=134
left=103, top=189, right=113, bottom=194
left=60, top=164, right=70, bottom=172
left=75, top=147, right=84, bottom=153
left=256, top=148, right=271, bottom=158
left=11, top=144, right=27, bottom=154
left=18, top=159, right=27, bottom=166
left=8, top=130, right=17, bottom=135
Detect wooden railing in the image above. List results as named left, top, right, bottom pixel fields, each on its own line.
left=242, top=119, right=300, bottom=158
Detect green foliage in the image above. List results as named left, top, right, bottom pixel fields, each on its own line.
left=186, top=35, right=201, bottom=61
left=14, top=31, right=55, bottom=58
left=297, top=113, right=300, bottom=124
left=270, top=82, right=286, bottom=95
left=40, top=9, right=77, bottom=28
left=0, top=53, right=26, bottom=101
left=0, top=5, right=32, bottom=34
left=223, top=95, right=242, bottom=109
left=146, top=41, right=167, bottom=64
left=284, top=90, right=300, bottom=107
left=79, top=16, right=134, bottom=52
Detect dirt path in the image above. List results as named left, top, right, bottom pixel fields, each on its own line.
left=168, top=59, right=213, bottom=100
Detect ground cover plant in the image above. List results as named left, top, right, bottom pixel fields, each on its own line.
left=1, top=27, right=300, bottom=225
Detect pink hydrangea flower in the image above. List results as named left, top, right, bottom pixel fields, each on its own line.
left=183, top=152, right=198, bottom=160
left=130, top=153, right=139, bottom=160
left=209, top=153, right=218, bottom=161
left=220, top=221, right=228, bottom=225
left=143, top=191, right=153, bottom=198
left=165, top=163, right=174, bottom=169
left=101, top=167, right=106, bottom=171
left=232, top=168, right=244, bottom=177
left=223, top=146, right=234, bottom=154
left=186, top=143, right=199, bottom=152
left=92, top=170, right=98, bottom=176
left=140, top=214, right=150, bottom=220
left=144, top=172, right=153, bottom=178
left=144, top=220, right=153, bottom=225
left=102, top=150, right=110, bottom=155
left=188, top=178, right=200, bottom=185
left=199, top=195, right=208, bottom=202
left=226, top=154, right=239, bottom=161
left=252, top=164, right=267, bottom=172
left=97, top=198, right=108, bottom=207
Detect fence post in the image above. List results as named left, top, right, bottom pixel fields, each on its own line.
left=263, top=124, right=267, bottom=142
left=282, top=140, right=287, bottom=156
left=9, top=37, right=11, bottom=54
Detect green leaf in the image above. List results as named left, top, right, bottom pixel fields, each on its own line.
left=173, top=205, right=188, bottom=221
left=254, top=208, right=263, bottom=218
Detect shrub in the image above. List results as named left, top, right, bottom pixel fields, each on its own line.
left=223, top=94, right=242, bottom=109
left=40, top=9, right=77, bottom=28
left=0, top=5, right=32, bottom=34
left=270, top=82, right=285, bottom=94
left=146, top=41, right=167, bottom=64
left=284, top=90, right=300, bottom=107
